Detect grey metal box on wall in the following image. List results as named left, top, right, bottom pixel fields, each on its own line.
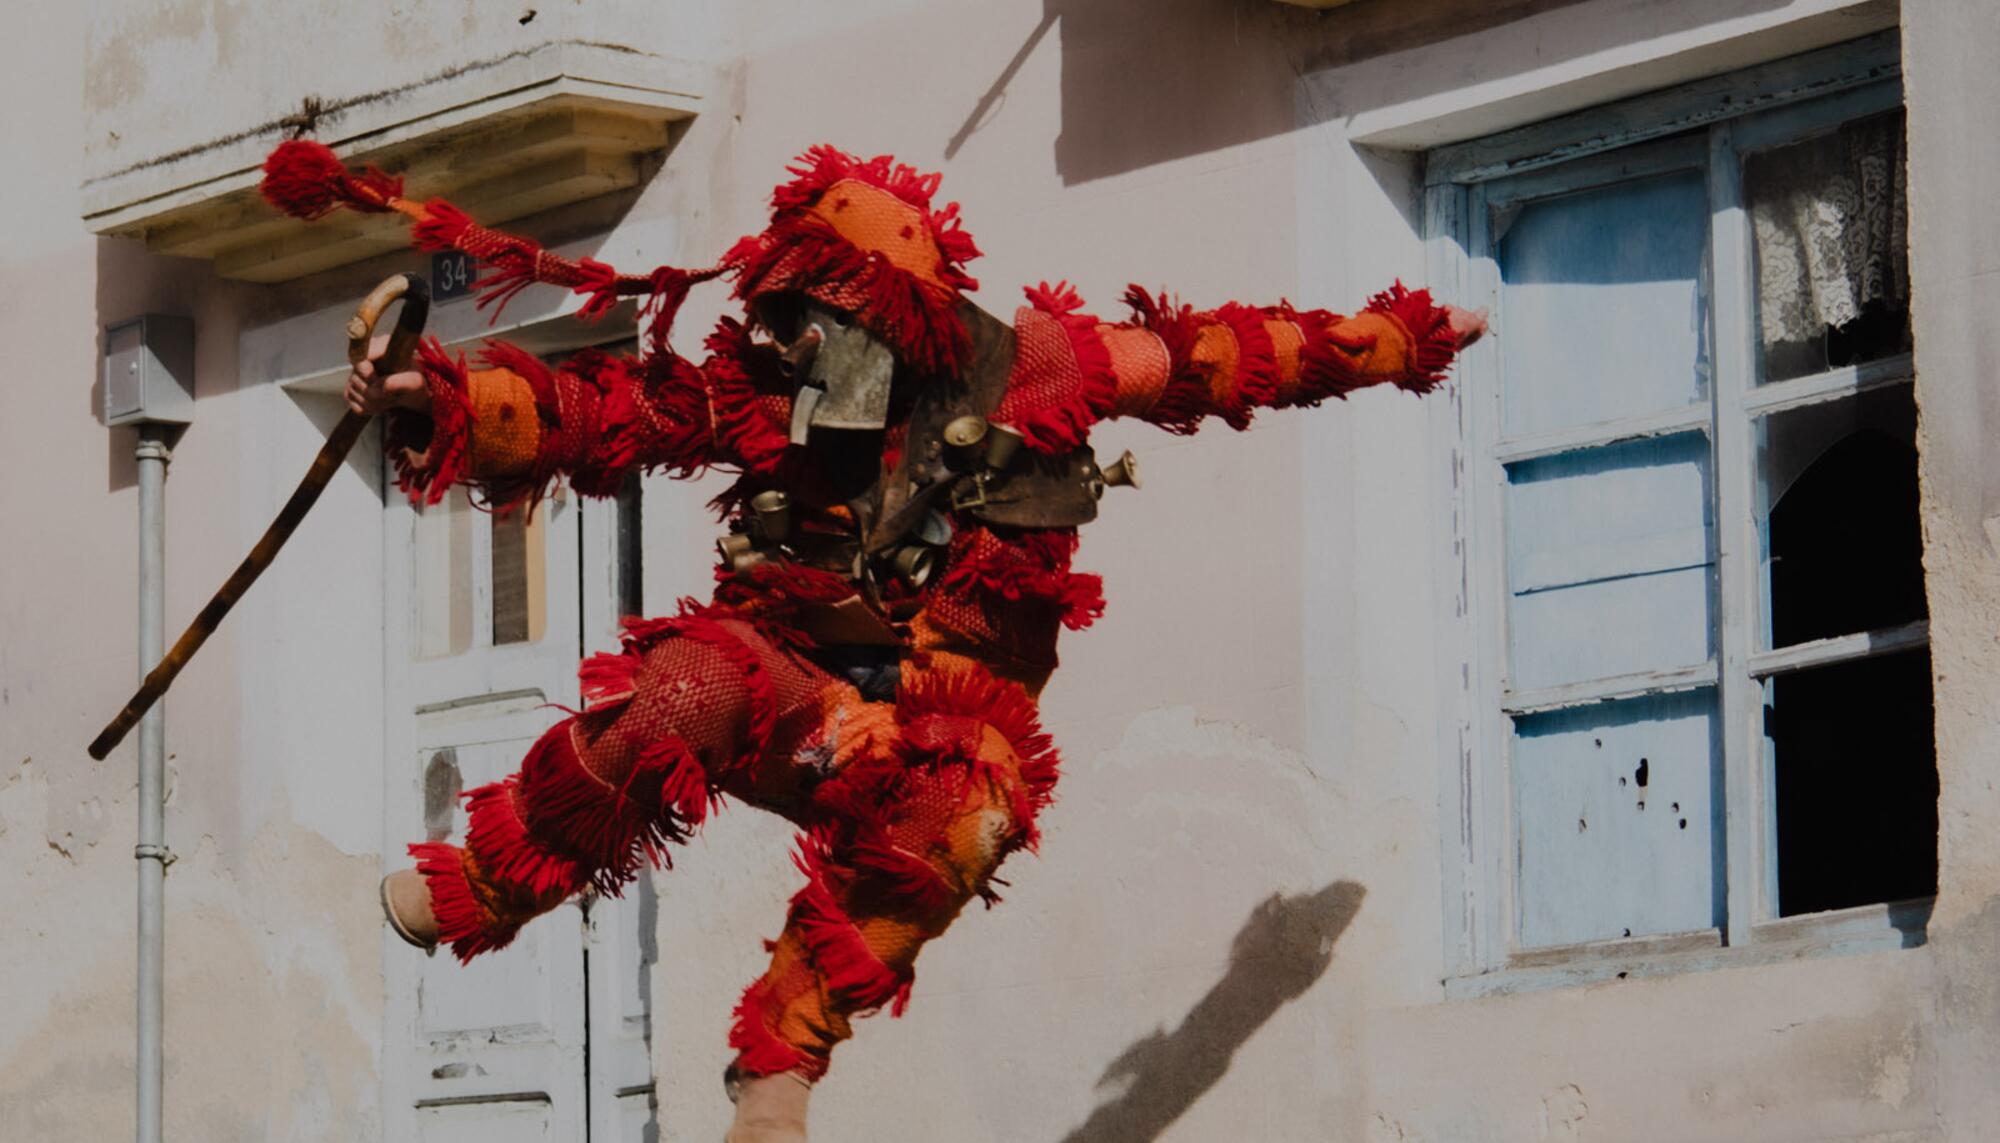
left=103, top=314, right=195, bottom=426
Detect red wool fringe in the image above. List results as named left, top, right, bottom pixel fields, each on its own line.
left=1299, top=282, right=1459, bottom=399
left=938, top=528, right=1105, bottom=631
left=1207, top=302, right=1281, bottom=430
left=1366, top=281, right=1459, bottom=393
left=728, top=145, right=981, bottom=376
left=462, top=771, right=596, bottom=898
left=669, top=614, right=780, bottom=771
left=701, top=320, right=792, bottom=476
left=896, top=665, right=1061, bottom=834
left=409, top=841, right=517, bottom=963
left=386, top=338, right=475, bottom=506
left=787, top=861, right=911, bottom=1014
left=636, top=353, right=719, bottom=479
left=731, top=224, right=970, bottom=377
left=260, top=140, right=402, bottom=220
left=765, top=145, right=981, bottom=278
left=845, top=835, right=957, bottom=914
left=729, top=981, right=817, bottom=1079
left=1001, top=282, right=1121, bottom=454
left=558, top=350, right=645, bottom=497
left=578, top=647, right=642, bottom=710
left=1121, top=286, right=1213, bottom=434
left=1263, top=303, right=1337, bottom=407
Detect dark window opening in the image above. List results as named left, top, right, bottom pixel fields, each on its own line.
left=1763, top=386, right=1926, bottom=647
left=1769, top=648, right=1937, bottom=916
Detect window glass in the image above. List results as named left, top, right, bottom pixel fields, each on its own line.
left=1498, top=171, right=1710, bottom=438
left=1744, top=111, right=1910, bottom=383
left=491, top=507, right=546, bottom=646
left=1505, top=433, right=1715, bottom=691
left=1514, top=689, right=1722, bottom=946
left=412, top=486, right=474, bottom=660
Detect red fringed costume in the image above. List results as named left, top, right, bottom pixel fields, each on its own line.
left=263, top=141, right=1475, bottom=1088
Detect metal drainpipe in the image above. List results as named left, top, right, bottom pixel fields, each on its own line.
left=134, top=423, right=173, bottom=1143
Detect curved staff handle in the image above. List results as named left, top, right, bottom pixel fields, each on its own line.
left=87, top=274, right=431, bottom=761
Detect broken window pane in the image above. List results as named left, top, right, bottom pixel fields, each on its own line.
left=1744, top=110, right=1910, bottom=383
left=1767, top=648, right=1937, bottom=916
left=1757, top=384, right=1925, bottom=648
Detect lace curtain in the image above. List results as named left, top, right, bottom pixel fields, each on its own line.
left=1745, top=112, right=1909, bottom=356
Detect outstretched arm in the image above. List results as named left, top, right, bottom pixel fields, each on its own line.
left=269, top=140, right=730, bottom=512
left=990, top=282, right=1486, bottom=452
left=348, top=335, right=718, bottom=513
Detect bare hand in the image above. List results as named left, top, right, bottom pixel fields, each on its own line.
left=345, top=332, right=432, bottom=417
left=1444, top=305, right=1490, bottom=350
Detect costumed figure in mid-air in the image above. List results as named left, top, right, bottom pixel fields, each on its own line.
left=261, top=140, right=1484, bottom=1142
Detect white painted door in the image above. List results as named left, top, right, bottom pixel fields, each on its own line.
left=381, top=458, right=656, bottom=1140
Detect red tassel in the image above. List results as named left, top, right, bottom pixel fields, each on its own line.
left=847, top=836, right=957, bottom=914
left=1122, top=286, right=1212, bottom=434
left=729, top=981, right=818, bottom=1079
left=635, top=353, right=719, bottom=480
left=700, top=319, right=791, bottom=477
left=384, top=338, right=474, bottom=506
left=461, top=772, right=596, bottom=897
left=732, top=216, right=971, bottom=376
left=787, top=873, right=910, bottom=1014
left=409, top=842, right=520, bottom=962
left=993, top=283, right=1121, bottom=454
left=1206, top=302, right=1281, bottom=430
left=937, top=528, right=1105, bottom=631
left=578, top=647, right=642, bottom=710
left=1366, top=281, right=1460, bottom=393
left=896, top=665, right=1059, bottom=810
left=260, top=140, right=402, bottom=220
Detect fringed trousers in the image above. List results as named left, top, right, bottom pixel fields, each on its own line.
left=409, top=611, right=1059, bottom=1081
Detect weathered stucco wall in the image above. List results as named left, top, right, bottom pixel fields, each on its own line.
left=5, top=0, right=1994, bottom=1140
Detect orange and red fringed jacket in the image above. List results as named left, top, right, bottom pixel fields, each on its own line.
left=263, top=140, right=1463, bottom=695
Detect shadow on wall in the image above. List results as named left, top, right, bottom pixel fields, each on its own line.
left=947, top=0, right=1801, bottom=185
left=1057, top=880, right=1366, bottom=1143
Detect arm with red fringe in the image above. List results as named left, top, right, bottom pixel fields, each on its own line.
left=261, top=140, right=731, bottom=512
left=989, top=281, right=1485, bottom=453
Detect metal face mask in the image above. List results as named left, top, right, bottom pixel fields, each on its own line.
left=772, top=300, right=898, bottom=445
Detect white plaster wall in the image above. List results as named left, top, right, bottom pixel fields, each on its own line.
left=7, top=0, right=1996, bottom=1140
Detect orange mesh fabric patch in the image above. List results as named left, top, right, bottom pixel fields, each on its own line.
left=1265, top=318, right=1306, bottom=405
left=1102, top=324, right=1172, bottom=417
left=1192, top=322, right=1241, bottom=411
left=466, top=368, right=542, bottom=477
left=808, top=179, right=948, bottom=289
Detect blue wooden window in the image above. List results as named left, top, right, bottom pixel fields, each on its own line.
left=1425, top=31, right=1932, bottom=993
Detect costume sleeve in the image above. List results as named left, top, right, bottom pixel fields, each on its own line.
left=384, top=340, right=717, bottom=512
left=990, top=282, right=1467, bottom=452
left=256, top=141, right=739, bottom=510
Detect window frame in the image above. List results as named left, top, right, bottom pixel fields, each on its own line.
left=1423, top=29, right=1931, bottom=997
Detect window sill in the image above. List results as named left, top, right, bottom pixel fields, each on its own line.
left=1444, top=897, right=1931, bottom=1000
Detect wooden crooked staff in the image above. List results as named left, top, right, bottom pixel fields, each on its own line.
left=87, top=274, right=431, bottom=761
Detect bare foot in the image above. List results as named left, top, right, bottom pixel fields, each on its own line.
left=725, top=1071, right=812, bottom=1143
left=381, top=868, right=439, bottom=951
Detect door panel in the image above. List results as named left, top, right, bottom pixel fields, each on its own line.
left=384, top=456, right=659, bottom=1142
left=384, top=484, right=589, bottom=1143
